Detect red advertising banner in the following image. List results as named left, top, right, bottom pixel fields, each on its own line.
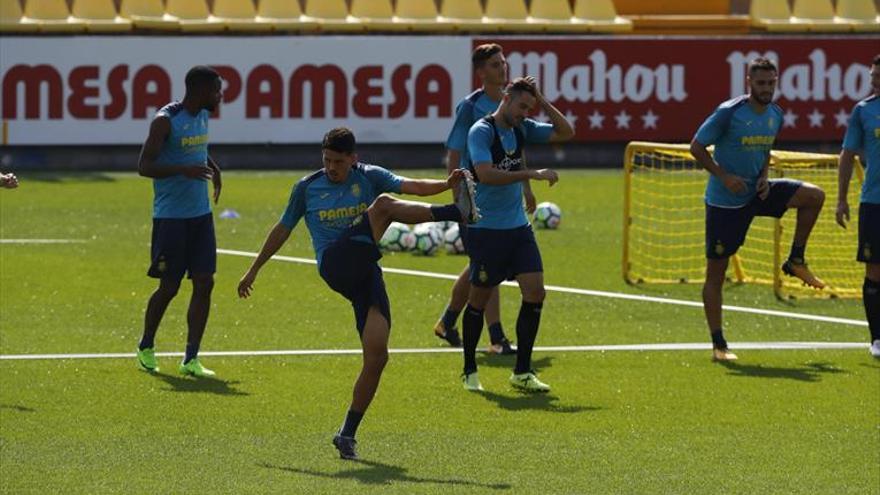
left=478, top=36, right=879, bottom=142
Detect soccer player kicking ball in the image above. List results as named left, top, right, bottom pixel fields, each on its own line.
left=237, top=128, right=478, bottom=460
left=837, top=54, right=880, bottom=358
left=460, top=77, right=573, bottom=393
left=136, top=66, right=224, bottom=377
left=690, top=58, right=826, bottom=362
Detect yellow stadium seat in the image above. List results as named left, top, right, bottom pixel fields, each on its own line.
left=71, top=0, right=132, bottom=32
left=349, top=0, right=401, bottom=31
left=572, top=0, right=633, bottom=32
left=394, top=0, right=442, bottom=32
left=1, top=0, right=38, bottom=32
left=119, top=0, right=179, bottom=30
left=750, top=0, right=802, bottom=31
left=484, top=0, right=543, bottom=32
left=256, top=0, right=317, bottom=31
left=212, top=0, right=270, bottom=31
left=22, top=0, right=85, bottom=32
left=836, top=0, right=880, bottom=31
left=303, top=0, right=363, bottom=32
left=164, top=0, right=221, bottom=32
left=614, top=0, right=730, bottom=15
left=530, top=0, right=591, bottom=32
left=791, top=0, right=850, bottom=31
left=438, top=0, right=488, bottom=32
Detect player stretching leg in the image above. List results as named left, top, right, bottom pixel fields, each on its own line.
left=691, top=58, right=826, bottom=362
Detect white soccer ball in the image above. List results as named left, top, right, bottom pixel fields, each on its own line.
left=436, top=220, right=458, bottom=233
left=413, top=223, right=443, bottom=255
left=444, top=224, right=466, bottom=254
left=533, top=202, right=562, bottom=229
left=380, top=222, right=416, bottom=252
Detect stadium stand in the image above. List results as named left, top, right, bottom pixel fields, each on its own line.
left=255, top=0, right=318, bottom=32
left=484, top=0, right=545, bottom=32
left=790, top=0, right=852, bottom=31
left=212, top=0, right=271, bottom=31
left=572, top=0, right=633, bottom=32
left=750, top=0, right=804, bottom=31
left=21, top=0, right=85, bottom=32
left=0, top=0, right=38, bottom=32
left=614, top=0, right=749, bottom=34
left=162, top=0, right=220, bottom=32
left=349, top=0, right=401, bottom=32
left=438, top=0, right=488, bottom=32
left=394, top=0, right=441, bottom=32
left=119, top=0, right=180, bottom=30
left=836, top=0, right=880, bottom=31
left=529, top=0, right=592, bottom=32
left=303, top=0, right=364, bottom=32
left=71, top=0, right=132, bottom=32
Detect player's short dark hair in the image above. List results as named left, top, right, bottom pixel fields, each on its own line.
left=873, top=54, right=880, bottom=66
left=322, top=127, right=356, bottom=154
left=472, top=43, right=503, bottom=69
left=504, top=77, right=538, bottom=99
left=185, top=65, right=220, bottom=91
left=748, top=58, right=778, bottom=75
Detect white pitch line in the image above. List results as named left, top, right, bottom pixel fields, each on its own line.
left=216, top=248, right=867, bottom=328
left=0, top=239, right=86, bottom=244
left=0, top=342, right=868, bottom=361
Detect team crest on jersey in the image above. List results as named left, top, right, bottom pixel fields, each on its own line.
left=157, top=256, right=167, bottom=273
left=714, top=241, right=725, bottom=256
left=478, top=266, right=488, bottom=283
left=351, top=183, right=361, bottom=198
left=864, top=243, right=872, bottom=260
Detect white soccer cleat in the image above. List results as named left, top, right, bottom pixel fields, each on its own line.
left=870, top=340, right=880, bottom=359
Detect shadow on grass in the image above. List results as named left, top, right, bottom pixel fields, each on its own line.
left=147, top=372, right=249, bottom=396
left=258, top=460, right=511, bottom=490
left=719, top=361, right=846, bottom=382
left=0, top=404, right=36, bottom=413
left=476, top=390, right=600, bottom=414
left=476, top=355, right=554, bottom=371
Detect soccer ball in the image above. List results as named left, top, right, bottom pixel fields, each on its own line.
left=533, top=202, right=562, bottom=229
left=436, top=220, right=458, bottom=232
left=380, top=222, right=416, bottom=252
left=413, top=223, right=443, bottom=255
left=444, top=224, right=466, bottom=254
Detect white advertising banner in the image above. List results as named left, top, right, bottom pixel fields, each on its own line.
left=0, top=36, right=472, bottom=145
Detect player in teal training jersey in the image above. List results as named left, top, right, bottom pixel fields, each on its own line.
left=691, top=58, right=826, bottom=362
left=136, top=66, right=223, bottom=377
left=837, top=54, right=880, bottom=358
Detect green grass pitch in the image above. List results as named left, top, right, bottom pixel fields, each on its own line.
left=1, top=170, right=877, bottom=494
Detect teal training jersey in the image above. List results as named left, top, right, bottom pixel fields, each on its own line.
left=842, top=95, right=880, bottom=204
left=152, top=102, right=212, bottom=219
left=694, top=95, right=783, bottom=208
left=280, top=163, right=403, bottom=266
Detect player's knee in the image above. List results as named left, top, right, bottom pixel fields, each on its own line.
left=800, top=184, right=825, bottom=207
left=157, top=280, right=181, bottom=300
left=371, top=194, right=396, bottom=213
left=365, top=347, right=389, bottom=369
left=192, top=275, right=214, bottom=295
left=523, top=286, right=546, bottom=303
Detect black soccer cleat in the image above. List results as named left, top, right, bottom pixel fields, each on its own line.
left=433, top=320, right=462, bottom=347
left=487, top=338, right=517, bottom=355
left=332, top=434, right=358, bottom=460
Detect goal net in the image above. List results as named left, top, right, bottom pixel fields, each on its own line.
left=623, top=141, right=865, bottom=299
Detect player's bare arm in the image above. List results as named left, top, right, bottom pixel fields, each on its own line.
left=836, top=149, right=857, bottom=228
left=138, top=116, right=212, bottom=180
left=208, top=154, right=222, bottom=203
left=399, top=169, right=466, bottom=196
left=757, top=156, right=770, bottom=200
left=524, top=76, right=574, bottom=143
left=474, top=162, right=558, bottom=187
left=238, top=223, right=293, bottom=298
left=690, top=138, right=746, bottom=194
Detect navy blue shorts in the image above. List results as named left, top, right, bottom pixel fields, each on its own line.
left=858, top=202, right=880, bottom=263
left=467, top=225, right=543, bottom=287
left=148, top=213, right=216, bottom=280
left=318, top=213, right=391, bottom=334
left=706, top=179, right=801, bottom=259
